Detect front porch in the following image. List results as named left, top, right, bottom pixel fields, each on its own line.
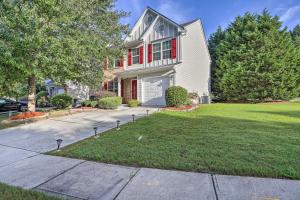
left=119, top=77, right=137, bottom=103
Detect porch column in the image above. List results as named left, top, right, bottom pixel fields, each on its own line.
left=118, top=77, right=121, bottom=97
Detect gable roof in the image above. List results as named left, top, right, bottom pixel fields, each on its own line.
left=126, top=7, right=185, bottom=42
left=181, top=19, right=199, bottom=27
left=145, top=7, right=185, bottom=30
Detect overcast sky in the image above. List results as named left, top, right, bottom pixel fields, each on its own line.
left=115, top=0, right=300, bottom=37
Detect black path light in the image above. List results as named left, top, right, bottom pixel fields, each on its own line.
left=146, top=109, right=149, bottom=116
left=93, top=127, right=98, bottom=138
left=56, top=139, right=63, bottom=151
left=116, top=120, right=120, bottom=130
left=132, top=114, right=135, bottom=122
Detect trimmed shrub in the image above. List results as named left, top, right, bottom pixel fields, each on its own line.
left=51, top=93, right=73, bottom=109
left=90, top=101, right=98, bottom=108
left=81, top=100, right=98, bottom=107
left=98, top=97, right=122, bottom=109
left=128, top=100, right=140, bottom=107
left=82, top=100, right=91, bottom=107
left=90, top=91, right=116, bottom=100
left=185, top=98, right=193, bottom=106
left=165, top=86, right=188, bottom=107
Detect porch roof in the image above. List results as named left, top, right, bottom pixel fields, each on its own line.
left=115, top=65, right=175, bottom=78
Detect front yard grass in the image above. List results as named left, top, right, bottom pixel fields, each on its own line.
left=0, top=183, right=61, bottom=200
left=0, top=113, right=23, bottom=130
left=51, top=103, right=300, bottom=179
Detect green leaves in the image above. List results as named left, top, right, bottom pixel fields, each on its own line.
left=208, top=10, right=300, bottom=101
left=0, top=0, right=128, bottom=99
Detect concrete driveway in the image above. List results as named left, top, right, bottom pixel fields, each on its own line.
left=0, top=106, right=157, bottom=153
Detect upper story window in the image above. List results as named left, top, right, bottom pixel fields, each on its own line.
left=114, top=59, right=121, bottom=68
left=152, top=39, right=172, bottom=61
left=162, top=40, right=172, bottom=59
left=153, top=43, right=161, bottom=61
left=132, top=48, right=140, bottom=64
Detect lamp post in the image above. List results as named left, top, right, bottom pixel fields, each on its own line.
left=116, top=120, right=120, bottom=130
left=93, top=127, right=98, bottom=138
left=132, top=114, right=135, bottom=122
left=56, top=139, right=63, bottom=151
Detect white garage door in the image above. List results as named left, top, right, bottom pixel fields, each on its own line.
left=142, top=76, right=170, bottom=106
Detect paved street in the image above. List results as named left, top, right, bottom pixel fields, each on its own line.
left=0, top=107, right=299, bottom=200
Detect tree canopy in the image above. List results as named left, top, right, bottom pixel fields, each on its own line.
left=208, top=10, right=300, bottom=101
left=0, top=0, right=128, bottom=111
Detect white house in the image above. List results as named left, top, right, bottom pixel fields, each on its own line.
left=102, top=7, right=211, bottom=106
left=45, top=80, right=89, bottom=104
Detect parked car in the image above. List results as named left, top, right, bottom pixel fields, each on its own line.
left=0, top=98, right=27, bottom=112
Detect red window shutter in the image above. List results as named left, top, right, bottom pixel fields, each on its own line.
left=128, top=49, right=132, bottom=66
left=139, top=46, right=144, bottom=64
left=171, top=38, right=177, bottom=59
left=120, top=57, right=124, bottom=68
left=148, top=44, right=152, bottom=63
left=103, top=81, right=108, bottom=91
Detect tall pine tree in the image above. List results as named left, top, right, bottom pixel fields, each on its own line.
left=208, top=26, right=225, bottom=98
left=213, top=10, right=300, bottom=101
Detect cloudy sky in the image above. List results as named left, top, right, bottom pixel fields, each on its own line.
left=115, top=0, right=300, bottom=37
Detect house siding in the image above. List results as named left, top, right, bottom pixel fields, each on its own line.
left=174, top=20, right=211, bottom=98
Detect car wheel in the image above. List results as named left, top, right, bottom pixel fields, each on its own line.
left=18, top=105, right=27, bottom=112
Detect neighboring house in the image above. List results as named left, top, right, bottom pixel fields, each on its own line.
left=102, top=7, right=211, bottom=106
left=45, top=80, right=89, bottom=103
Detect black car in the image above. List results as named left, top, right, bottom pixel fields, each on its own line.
left=0, top=98, right=27, bottom=112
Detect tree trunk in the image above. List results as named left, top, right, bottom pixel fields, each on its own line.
left=63, top=83, right=68, bottom=93
left=27, top=76, right=36, bottom=112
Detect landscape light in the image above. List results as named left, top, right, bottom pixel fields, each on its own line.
left=116, top=120, right=120, bottom=130
left=56, top=139, right=63, bottom=151
left=132, top=114, right=135, bottom=122
left=93, top=127, right=98, bottom=137
left=146, top=110, right=149, bottom=116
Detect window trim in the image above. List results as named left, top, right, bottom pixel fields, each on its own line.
left=114, top=59, right=121, bottom=68
left=151, top=38, right=173, bottom=61
left=162, top=40, right=172, bottom=59
left=131, top=48, right=140, bottom=65
left=107, top=78, right=118, bottom=94
left=152, top=42, right=161, bottom=61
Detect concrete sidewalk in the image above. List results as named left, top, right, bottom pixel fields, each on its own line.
left=0, top=150, right=299, bottom=200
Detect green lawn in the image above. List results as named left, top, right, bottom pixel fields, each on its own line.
left=0, top=114, right=23, bottom=130
left=0, top=183, right=61, bottom=200
left=52, top=103, right=300, bottom=179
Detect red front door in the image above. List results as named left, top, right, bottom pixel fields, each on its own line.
left=132, top=80, right=137, bottom=99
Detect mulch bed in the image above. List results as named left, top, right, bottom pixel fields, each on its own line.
left=10, top=112, right=45, bottom=120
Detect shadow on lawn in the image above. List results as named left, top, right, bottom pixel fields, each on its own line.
left=248, top=110, right=300, bottom=119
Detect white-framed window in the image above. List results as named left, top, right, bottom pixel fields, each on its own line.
left=151, top=39, right=172, bottom=61
left=132, top=48, right=139, bottom=64
left=114, top=59, right=121, bottom=68
left=162, top=40, right=172, bottom=59
left=108, top=78, right=118, bottom=94
left=153, top=43, right=161, bottom=61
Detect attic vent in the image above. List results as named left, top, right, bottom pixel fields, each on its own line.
left=147, top=16, right=153, bottom=24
